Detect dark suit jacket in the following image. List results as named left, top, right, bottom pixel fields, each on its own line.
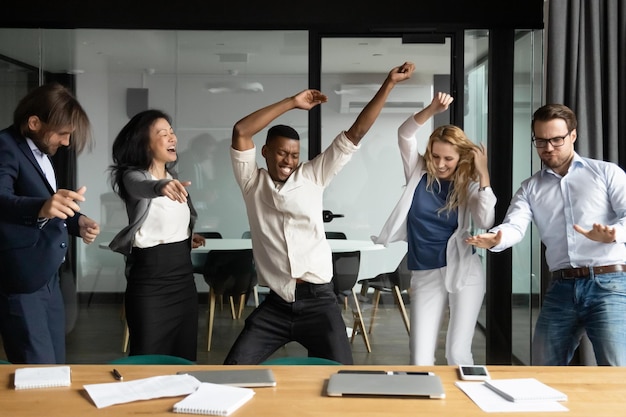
left=0, top=125, right=82, bottom=294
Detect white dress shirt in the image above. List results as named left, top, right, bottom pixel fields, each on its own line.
left=230, top=132, right=359, bottom=302
left=490, top=153, right=626, bottom=270
left=27, top=138, right=57, bottom=191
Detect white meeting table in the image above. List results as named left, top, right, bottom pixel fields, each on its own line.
left=99, top=238, right=407, bottom=283
left=190, top=238, right=406, bottom=283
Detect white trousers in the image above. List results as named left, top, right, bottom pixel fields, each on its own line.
left=409, top=266, right=485, bottom=365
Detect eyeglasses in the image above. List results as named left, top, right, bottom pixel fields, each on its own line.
left=531, top=130, right=572, bottom=148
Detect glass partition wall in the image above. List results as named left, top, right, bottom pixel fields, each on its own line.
left=0, top=29, right=310, bottom=295
left=0, top=27, right=543, bottom=364
left=510, top=30, right=544, bottom=365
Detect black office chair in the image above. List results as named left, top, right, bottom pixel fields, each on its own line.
left=367, top=253, right=411, bottom=336
left=191, top=231, right=223, bottom=274
left=203, top=248, right=257, bottom=351
left=330, top=250, right=371, bottom=352
left=325, top=231, right=347, bottom=240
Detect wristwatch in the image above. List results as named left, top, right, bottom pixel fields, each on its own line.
left=478, top=186, right=491, bottom=192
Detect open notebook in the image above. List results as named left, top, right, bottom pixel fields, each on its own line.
left=326, top=371, right=445, bottom=398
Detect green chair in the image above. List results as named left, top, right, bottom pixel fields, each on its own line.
left=108, top=354, right=195, bottom=365
left=0, top=359, right=11, bottom=364
left=260, top=356, right=341, bottom=365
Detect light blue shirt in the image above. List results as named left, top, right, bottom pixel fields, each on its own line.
left=490, top=153, right=626, bottom=271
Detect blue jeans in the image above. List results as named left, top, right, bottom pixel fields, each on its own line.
left=532, top=271, right=626, bottom=365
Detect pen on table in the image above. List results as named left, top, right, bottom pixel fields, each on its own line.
left=112, top=368, right=123, bottom=381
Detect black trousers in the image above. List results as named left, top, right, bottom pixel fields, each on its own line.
left=223, top=281, right=353, bottom=365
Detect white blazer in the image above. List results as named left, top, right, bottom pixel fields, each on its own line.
left=372, top=116, right=496, bottom=292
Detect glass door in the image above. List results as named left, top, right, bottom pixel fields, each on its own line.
left=320, top=36, right=453, bottom=243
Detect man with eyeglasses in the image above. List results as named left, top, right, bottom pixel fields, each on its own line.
left=466, top=103, right=626, bottom=366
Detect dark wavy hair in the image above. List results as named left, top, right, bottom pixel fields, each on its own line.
left=109, top=109, right=173, bottom=201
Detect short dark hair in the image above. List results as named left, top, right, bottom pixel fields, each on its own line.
left=532, top=104, right=578, bottom=133
left=266, top=124, right=299, bottom=144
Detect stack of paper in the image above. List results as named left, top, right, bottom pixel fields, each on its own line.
left=456, top=377, right=569, bottom=413
left=484, top=378, right=568, bottom=402
left=14, top=366, right=71, bottom=390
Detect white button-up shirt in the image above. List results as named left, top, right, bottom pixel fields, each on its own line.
left=490, top=153, right=626, bottom=270
left=230, top=132, right=359, bottom=302
left=27, top=138, right=57, bottom=191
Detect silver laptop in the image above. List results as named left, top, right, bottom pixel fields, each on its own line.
left=326, top=371, right=445, bottom=398
left=177, top=369, right=276, bottom=387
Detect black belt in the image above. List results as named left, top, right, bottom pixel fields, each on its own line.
left=551, top=264, right=626, bottom=279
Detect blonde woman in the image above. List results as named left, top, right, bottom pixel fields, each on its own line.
left=373, top=92, right=496, bottom=365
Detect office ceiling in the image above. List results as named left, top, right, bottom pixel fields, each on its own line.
left=0, top=29, right=489, bottom=78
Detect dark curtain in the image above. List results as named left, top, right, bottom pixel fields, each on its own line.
left=546, top=0, right=626, bottom=164
left=545, top=0, right=626, bottom=365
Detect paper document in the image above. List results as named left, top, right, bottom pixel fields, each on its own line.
left=84, top=374, right=201, bottom=408
left=455, top=381, right=569, bottom=413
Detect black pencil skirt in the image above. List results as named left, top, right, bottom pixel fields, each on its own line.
left=124, top=239, right=198, bottom=361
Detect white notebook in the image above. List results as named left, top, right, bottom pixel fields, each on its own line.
left=484, top=378, right=568, bottom=402
left=173, top=382, right=255, bottom=416
left=14, top=366, right=71, bottom=390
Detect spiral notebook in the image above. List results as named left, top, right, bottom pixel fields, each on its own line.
left=484, top=378, right=568, bottom=402
left=14, top=366, right=71, bottom=390
left=173, top=382, right=255, bottom=416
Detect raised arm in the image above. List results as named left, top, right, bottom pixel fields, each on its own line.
left=344, top=62, right=415, bottom=145
left=413, top=92, right=454, bottom=125
left=231, top=89, right=327, bottom=151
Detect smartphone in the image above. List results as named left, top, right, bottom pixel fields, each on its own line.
left=458, top=365, right=490, bottom=381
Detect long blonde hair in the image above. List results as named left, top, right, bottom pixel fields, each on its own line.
left=423, top=124, right=480, bottom=213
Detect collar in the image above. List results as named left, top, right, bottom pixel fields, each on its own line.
left=540, top=152, right=583, bottom=177
left=26, top=137, right=45, bottom=157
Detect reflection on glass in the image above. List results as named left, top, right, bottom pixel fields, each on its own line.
left=0, top=28, right=309, bottom=294
left=511, top=30, right=543, bottom=365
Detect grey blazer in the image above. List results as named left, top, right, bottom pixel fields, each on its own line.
left=109, top=169, right=198, bottom=256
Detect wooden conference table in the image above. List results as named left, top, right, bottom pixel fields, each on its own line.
left=1, top=364, right=625, bottom=416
